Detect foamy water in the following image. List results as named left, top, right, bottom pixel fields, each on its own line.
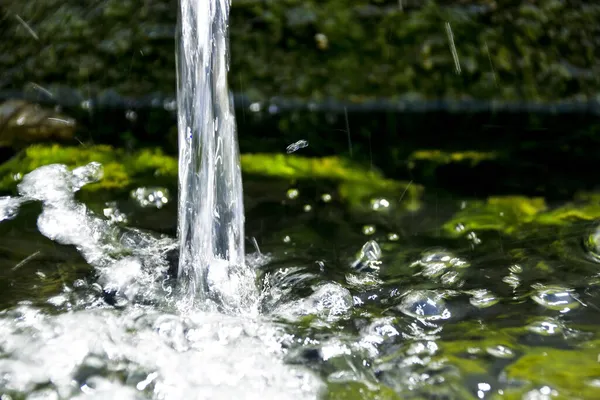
left=0, top=163, right=325, bottom=399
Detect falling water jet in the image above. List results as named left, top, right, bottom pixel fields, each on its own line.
left=176, top=0, right=257, bottom=313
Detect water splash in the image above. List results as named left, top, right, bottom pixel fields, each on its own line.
left=176, top=0, right=255, bottom=313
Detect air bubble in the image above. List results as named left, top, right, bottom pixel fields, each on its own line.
left=130, top=187, right=170, bottom=209
left=531, top=287, right=581, bottom=312
left=286, top=189, right=299, bottom=200
left=362, top=225, right=376, bottom=235
left=397, top=290, right=451, bottom=321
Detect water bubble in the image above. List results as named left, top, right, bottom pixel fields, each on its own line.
left=130, top=187, right=170, bottom=209
left=125, top=110, right=138, bottom=122
left=351, top=240, right=382, bottom=272
left=321, top=193, right=332, bottom=203
left=486, top=345, right=515, bottom=359
left=357, top=240, right=381, bottom=262
left=503, top=273, right=521, bottom=290
left=531, top=287, right=582, bottom=312
left=274, top=283, right=353, bottom=322
left=509, top=264, right=523, bottom=274
left=163, top=99, right=177, bottom=111
left=468, top=289, right=499, bottom=309
left=80, top=99, right=92, bottom=110
left=397, top=290, right=451, bottom=321
left=314, top=33, right=328, bottom=50
left=362, top=225, right=376, bottom=235
left=286, top=189, right=299, bottom=200
left=387, top=233, right=399, bottom=241
left=410, top=249, right=469, bottom=279
left=370, top=198, right=390, bottom=211
left=526, top=318, right=564, bottom=336
left=522, top=386, right=558, bottom=399
left=286, top=140, right=309, bottom=154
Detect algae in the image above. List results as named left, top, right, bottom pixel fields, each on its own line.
left=503, top=346, right=600, bottom=399
left=0, top=145, right=420, bottom=208
left=442, top=194, right=600, bottom=237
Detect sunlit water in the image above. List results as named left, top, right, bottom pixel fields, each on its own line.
left=4, top=165, right=600, bottom=398
left=176, top=0, right=252, bottom=312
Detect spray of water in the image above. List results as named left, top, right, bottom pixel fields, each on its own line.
left=176, top=0, right=256, bottom=313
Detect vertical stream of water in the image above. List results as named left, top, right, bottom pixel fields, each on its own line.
left=176, top=0, right=255, bottom=313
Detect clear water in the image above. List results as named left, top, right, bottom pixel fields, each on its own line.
left=176, top=0, right=252, bottom=313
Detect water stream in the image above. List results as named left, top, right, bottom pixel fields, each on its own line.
left=176, top=0, right=254, bottom=313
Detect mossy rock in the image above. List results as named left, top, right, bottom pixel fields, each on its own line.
left=442, top=195, right=600, bottom=237
left=0, top=144, right=420, bottom=208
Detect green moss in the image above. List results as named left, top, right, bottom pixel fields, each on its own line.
left=0, top=144, right=177, bottom=192
left=442, top=194, right=600, bottom=237
left=442, top=196, right=547, bottom=236
left=408, top=150, right=498, bottom=167
left=0, top=146, right=420, bottom=209
left=504, top=347, right=600, bottom=398
left=326, top=382, right=400, bottom=400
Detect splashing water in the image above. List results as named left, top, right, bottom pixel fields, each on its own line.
left=176, top=0, right=255, bottom=312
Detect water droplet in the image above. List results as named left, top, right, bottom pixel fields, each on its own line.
left=314, top=33, right=328, bottom=50
left=397, top=290, right=451, bottom=321
left=531, top=287, right=581, bottom=312
left=286, top=140, right=309, bottom=154
left=249, top=102, right=261, bottom=112
left=468, top=289, right=499, bottom=309
left=509, top=264, right=523, bottom=274
left=283, top=235, right=291, bottom=243
left=370, top=198, right=390, bottom=211
left=13, top=173, right=22, bottom=182
left=387, top=233, right=399, bottom=241
left=303, top=204, right=312, bottom=212
left=466, top=231, right=481, bottom=245
left=163, top=99, right=177, bottom=111
left=130, top=187, right=170, bottom=209
left=522, top=386, right=558, bottom=399
left=80, top=99, right=92, bottom=110
left=454, top=223, right=465, bottom=232
left=268, top=104, right=279, bottom=114
left=321, top=193, right=332, bottom=203
left=486, top=345, right=515, bottom=359
left=503, top=273, right=521, bottom=290
left=125, top=110, right=137, bottom=122
left=351, top=240, right=382, bottom=272
left=362, top=225, right=376, bottom=235
left=286, top=188, right=299, bottom=200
